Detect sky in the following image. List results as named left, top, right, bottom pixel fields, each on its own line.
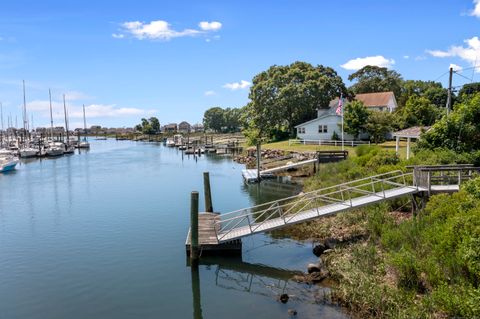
left=0, top=0, right=479, bottom=129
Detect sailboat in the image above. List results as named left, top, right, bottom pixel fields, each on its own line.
left=19, top=81, right=39, bottom=158
left=77, top=104, right=90, bottom=149
left=63, top=94, right=75, bottom=154
left=45, top=89, right=64, bottom=157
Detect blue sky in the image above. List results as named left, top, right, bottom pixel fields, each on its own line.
left=0, top=0, right=479, bottom=129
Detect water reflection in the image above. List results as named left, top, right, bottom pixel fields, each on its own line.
left=189, top=256, right=346, bottom=319
left=242, top=178, right=302, bottom=205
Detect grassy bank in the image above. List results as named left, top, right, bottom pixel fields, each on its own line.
left=261, top=140, right=411, bottom=159
left=272, top=145, right=480, bottom=318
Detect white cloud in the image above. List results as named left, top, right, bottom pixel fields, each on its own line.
left=204, top=90, right=216, bottom=96
left=114, top=19, right=222, bottom=41
left=222, top=80, right=251, bottom=90
left=450, top=63, right=463, bottom=72
left=472, top=0, right=480, bottom=17
left=199, top=21, right=222, bottom=31
left=26, top=100, right=155, bottom=121
left=123, top=20, right=200, bottom=40
left=427, top=36, right=480, bottom=72
left=403, top=55, right=410, bottom=59
left=340, top=55, right=395, bottom=70
left=415, top=56, right=427, bottom=61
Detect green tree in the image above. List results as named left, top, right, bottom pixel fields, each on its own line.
left=343, top=100, right=369, bottom=138
left=245, top=61, right=348, bottom=139
left=400, top=80, right=448, bottom=108
left=349, top=65, right=403, bottom=98
left=400, top=96, right=443, bottom=128
left=416, top=93, right=480, bottom=152
left=149, top=117, right=160, bottom=133
left=364, top=111, right=393, bottom=144
left=223, top=107, right=242, bottom=132
left=458, top=82, right=480, bottom=98
left=203, top=107, right=225, bottom=132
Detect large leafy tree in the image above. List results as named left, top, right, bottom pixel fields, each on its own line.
left=223, top=107, right=242, bottom=132
left=203, top=107, right=226, bottom=132
left=364, top=111, right=393, bottom=144
left=399, top=96, right=443, bottom=128
left=458, top=82, right=480, bottom=98
left=136, top=117, right=160, bottom=134
left=349, top=65, right=403, bottom=98
left=416, top=93, right=480, bottom=152
left=245, top=61, right=348, bottom=139
left=399, top=80, right=448, bottom=108
left=343, top=100, right=369, bottom=138
left=149, top=117, right=160, bottom=133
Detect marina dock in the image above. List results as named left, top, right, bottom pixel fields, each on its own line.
left=185, top=212, right=242, bottom=256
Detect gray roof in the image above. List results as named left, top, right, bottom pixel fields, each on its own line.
left=393, top=126, right=431, bottom=138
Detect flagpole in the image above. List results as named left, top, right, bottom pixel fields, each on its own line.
left=341, top=94, right=344, bottom=151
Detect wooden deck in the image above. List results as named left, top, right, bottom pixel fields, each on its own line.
left=185, top=212, right=241, bottom=255
left=242, top=158, right=317, bottom=183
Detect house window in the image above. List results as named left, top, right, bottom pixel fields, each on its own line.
left=298, top=127, right=305, bottom=134
left=318, top=125, right=327, bottom=133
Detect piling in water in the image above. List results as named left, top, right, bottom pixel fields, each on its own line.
left=203, top=172, right=213, bottom=213
left=190, top=191, right=199, bottom=262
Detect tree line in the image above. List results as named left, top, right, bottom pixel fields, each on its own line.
left=202, top=61, right=480, bottom=145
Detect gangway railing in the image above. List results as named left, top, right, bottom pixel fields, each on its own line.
left=215, top=170, right=415, bottom=242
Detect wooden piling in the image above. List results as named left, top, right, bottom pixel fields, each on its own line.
left=256, top=143, right=261, bottom=182
left=203, top=172, right=213, bottom=213
left=190, top=191, right=200, bottom=262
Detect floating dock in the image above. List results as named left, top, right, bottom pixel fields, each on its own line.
left=185, top=212, right=241, bottom=256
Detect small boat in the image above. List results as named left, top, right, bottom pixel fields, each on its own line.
left=19, top=147, right=39, bottom=158
left=64, top=144, right=75, bottom=154
left=166, top=139, right=175, bottom=147
left=78, top=141, right=90, bottom=148
left=0, top=156, right=19, bottom=172
left=178, top=145, right=187, bottom=151
left=46, top=142, right=64, bottom=157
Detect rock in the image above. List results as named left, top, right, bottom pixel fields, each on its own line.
left=312, top=243, right=327, bottom=257
left=288, top=309, right=297, bottom=316
left=279, top=293, right=289, bottom=303
left=308, top=270, right=329, bottom=282
left=307, top=263, right=321, bottom=274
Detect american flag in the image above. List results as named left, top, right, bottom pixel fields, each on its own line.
left=336, top=95, right=343, bottom=115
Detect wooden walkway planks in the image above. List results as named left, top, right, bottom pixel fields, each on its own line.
left=186, top=212, right=241, bottom=255
left=242, top=159, right=317, bottom=182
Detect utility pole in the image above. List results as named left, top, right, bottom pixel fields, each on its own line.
left=446, top=67, right=453, bottom=115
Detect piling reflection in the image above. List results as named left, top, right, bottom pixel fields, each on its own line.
left=189, top=256, right=336, bottom=318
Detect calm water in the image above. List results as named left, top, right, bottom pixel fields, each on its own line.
left=0, top=140, right=346, bottom=319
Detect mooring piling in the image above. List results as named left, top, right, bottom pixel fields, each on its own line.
left=190, top=191, right=199, bottom=263
left=203, top=172, right=213, bottom=213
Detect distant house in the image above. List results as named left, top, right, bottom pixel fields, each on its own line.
left=163, top=123, right=177, bottom=133
left=192, top=123, right=204, bottom=133
left=178, top=121, right=191, bottom=133
left=295, top=92, right=398, bottom=141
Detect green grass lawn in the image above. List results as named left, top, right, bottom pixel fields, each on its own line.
left=260, top=140, right=413, bottom=159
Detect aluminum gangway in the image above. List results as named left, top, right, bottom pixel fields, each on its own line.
left=217, top=170, right=419, bottom=242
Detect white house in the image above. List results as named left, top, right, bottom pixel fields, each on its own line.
left=295, top=92, right=398, bottom=140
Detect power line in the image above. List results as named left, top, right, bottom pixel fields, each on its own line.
left=454, top=71, right=474, bottom=82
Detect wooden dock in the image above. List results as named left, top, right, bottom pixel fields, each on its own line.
left=242, top=158, right=317, bottom=183
left=185, top=212, right=241, bottom=256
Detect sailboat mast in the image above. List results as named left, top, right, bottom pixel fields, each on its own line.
left=49, top=89, right=54, bottom=140
left=22, top=80, right=27, bottom=140
left=63, top=94, right=69, bottom=144
left=0, top=102, right=3, bottom=145
left=82, top=104, right=87, bottom=131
